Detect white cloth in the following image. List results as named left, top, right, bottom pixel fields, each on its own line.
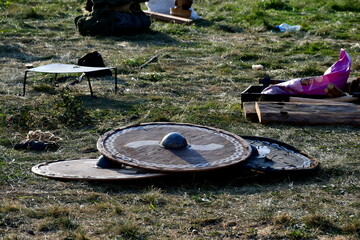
left=145, top=0, right=201, bottom=20
left=145, top=0, right=174, bottom=14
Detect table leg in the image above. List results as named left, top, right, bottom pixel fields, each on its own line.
left=86, top=75, right=94, bottom=97
left=23, top=70, right=28, bottom=96
left=114, top=68, right=118, bottom=94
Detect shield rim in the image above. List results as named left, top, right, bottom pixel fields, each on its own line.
left=97, top=122, right=252, bottom=173
left=240, top=135, right=320, bottom=173
left=31, top=158, right=166, bottom=181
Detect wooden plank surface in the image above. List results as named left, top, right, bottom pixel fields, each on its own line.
left=144, top=10, right=193, bottom=25
left=255, top=102, right=360, bottom=125
left=289, top=96, right=359, bottom=104
left=242, top=102, right=259, bottom=122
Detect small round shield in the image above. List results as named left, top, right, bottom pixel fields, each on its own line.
left=241, top=136, right=319, bottom=173
left=31, top=158, right=166, bottom=181
left=97, top=122, right=252, bottom=173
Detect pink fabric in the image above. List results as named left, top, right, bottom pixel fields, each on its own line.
left=262, top=49, right=352, bottom=95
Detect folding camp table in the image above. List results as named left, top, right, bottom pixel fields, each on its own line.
left=23, top=63, right=117, bottom=97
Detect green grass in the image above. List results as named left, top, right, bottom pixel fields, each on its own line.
left=0, top=0, right=359, bottom=239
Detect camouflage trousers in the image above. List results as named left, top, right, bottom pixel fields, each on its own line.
left=75, top=11, right=151, bottom=36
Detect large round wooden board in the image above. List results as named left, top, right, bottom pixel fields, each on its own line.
left=97, top=122, right=252, bottom=172
left=241, top=136, right=319, bottom=173
left=31, top=158, right=166, bottom=181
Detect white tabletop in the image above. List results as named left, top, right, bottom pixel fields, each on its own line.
left=27, top=63, right=114, bottom=74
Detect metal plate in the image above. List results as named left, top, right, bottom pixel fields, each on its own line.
left=241, top=136, right=319, bottom=172
left=97, top=122, right=252, bottom=173
left=31, top=158, right=166, bottom=181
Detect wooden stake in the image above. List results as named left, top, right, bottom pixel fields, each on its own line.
left=144, top=10, right=193, bottom=25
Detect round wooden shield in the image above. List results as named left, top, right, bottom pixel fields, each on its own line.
left=31, top=158, right=166, bottom=181
left=240, top=136, right=319, bottom=173
left=97, top=122, right=252, bottom=172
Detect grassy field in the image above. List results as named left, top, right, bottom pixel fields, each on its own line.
left=0, top=0, right=359, bottom=239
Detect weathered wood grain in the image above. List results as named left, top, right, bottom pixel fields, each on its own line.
left=255, top=102, right=360, bottom=125
left=289, top=96, right=359, bottom=104
left=242, top=102, right=259, bottom=122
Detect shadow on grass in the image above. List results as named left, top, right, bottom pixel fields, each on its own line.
left=316, top=166, right=358, bottom=181
left=77, top=95, right=140, bottom=112
left=0, top=43, right=57, bottom=61
left=194, top=19, right=244, bottom=33
left=108, top=29, right=180, bottom=46
left=83, top=164, right=322, bottom=195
